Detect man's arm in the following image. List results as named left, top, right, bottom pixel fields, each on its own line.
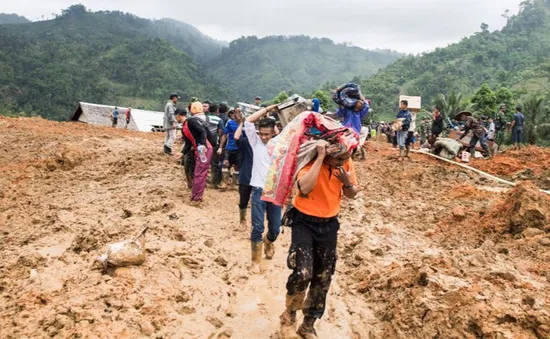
left=219, top=134, right=227, bottom=151
left=297, top=141, right=328, bottom=194
left=335, top=160, right=358, bottom=199
left=246, top=105, right=278, bottom=123
left=234, top=121, right=244, bottom=141
left=245, top=104, right=278, bottom=147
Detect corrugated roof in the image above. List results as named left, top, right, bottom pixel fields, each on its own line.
left=69, top=102, right=164, bottom=132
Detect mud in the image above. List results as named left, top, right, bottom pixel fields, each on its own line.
left=1, top=116, right=549, bottom=338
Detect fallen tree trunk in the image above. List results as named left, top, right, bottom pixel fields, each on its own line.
left=411, top=150, right=550, bottom=195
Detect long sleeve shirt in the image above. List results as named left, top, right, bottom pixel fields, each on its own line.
left=244, top=121, right=272, bottom=188
left=396, top=110, right=411, bottom=131
left=461, top=116, right=485, bottom=139
left=336, top=101, right=369, bottom=134
left=182, top=117, right=208, bottom=155
left=164, top=101, right=176, bottom=130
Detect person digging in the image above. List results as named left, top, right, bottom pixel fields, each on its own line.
left=455, top=111, right=492, bottom=159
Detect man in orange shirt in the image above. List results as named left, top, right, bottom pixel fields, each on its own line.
left=280, top=140, right=358, bottom=339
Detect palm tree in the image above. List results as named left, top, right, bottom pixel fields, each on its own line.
left=521, top=94, right=549, bottom=145
left=432, top=91, right=473, bottom=120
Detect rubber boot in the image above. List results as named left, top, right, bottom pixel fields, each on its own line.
left=219, top=171, right=229, bottom=189
left=264, top=236, right=275, bottom=260
left=250, top=241, right=263, bottom=274
left=482, top=145, right=492, bottom=159
left=164, top=145, right=172, bottom=156
left=280, top=292, right=306, bottom=338
left=297, top=316, right=317, bottom=338
left=239, top=209, right=247, bottom=230
left=186, top=175, right=193, bottom=190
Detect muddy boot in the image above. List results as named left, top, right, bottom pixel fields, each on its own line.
left=264, top=236, right=275, bottom=260
left=482, top=145, right=492, bottom=159
left=218, top=171, right=229, bottom=189
left=360, top=147, right=366, bottom=160
left=280, top=292, right=306, bottom=338
left=250, top=241, right=263, bottom=274
left=239, top=209, right=247, bottom=230
left=185, top=175, right=193, bottom=189
left=297, top=316, right=317, bottom=338
left=164, top=145, right=172, bottom=156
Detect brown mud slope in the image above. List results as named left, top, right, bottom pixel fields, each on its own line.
left=469, top=146, right=550, bottom=190
left=1, top=117, right=549, bottom=338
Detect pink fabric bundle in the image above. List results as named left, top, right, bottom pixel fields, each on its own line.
left=261, top=111, right=359, bottom=206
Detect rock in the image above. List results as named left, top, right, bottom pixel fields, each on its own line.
left=207, top=316, right=224, bottom=329
left=539, top=238, right=550, bottom=246
left=452, top=207, right=467, bottom=221
left=218, top=328, right=233, bottom=338
left=204, top=239, right=214, bottom=248
left=140, top=320, right=155, bottom=336
left=523, top=227, right=544, bottom=238
left=214, top=256, right=228, bottom=267
left=173, top=229, right=188, bottom=242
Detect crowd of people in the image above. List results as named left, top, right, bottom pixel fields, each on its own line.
left=157, top=89, right=525, bottom=338
left=161, top=90, right=366, bottom=338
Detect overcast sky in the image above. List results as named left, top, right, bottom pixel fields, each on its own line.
left=2, top=0, right=524, bottom=53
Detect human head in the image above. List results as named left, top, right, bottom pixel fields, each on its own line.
left=115, top=106, right=118, bottom=110
left=209, top=103, right=218, bottom=114
left=255, top=96, right=261, bottom=106
left=434, top=106, right=440, bottom=114
left=258, top=118, right=276, bottom=144
left=400, top=100, right=408, bottom=111
left=190, top=102, right=203, bottom=115
left=170, top=93, right=179, bottom=103
left=175, top=109, right=187, bottom=123
left=203, top=101, right=210, bottom=113
left=228, top=110, right=236, bottom=120
left=500, top=104, right=507, bottom=113
left=516, top=106, right=522, bottom=113
left=324, top=149, right=352, bottom=168
left=219, top=102, right=229, bottom=115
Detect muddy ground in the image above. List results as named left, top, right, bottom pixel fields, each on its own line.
left=1, top=116, right=549, bottom=338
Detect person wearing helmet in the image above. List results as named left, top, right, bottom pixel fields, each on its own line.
left=163, top=94, right=179, bottom=155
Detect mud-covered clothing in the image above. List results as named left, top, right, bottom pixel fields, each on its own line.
left=461, top=116, right=485, bottom=139
left=285, top=212, right=339, bottom=319
left=239, top=184, right=253, bottom=209
left=293, top=161, right=357, bottom=219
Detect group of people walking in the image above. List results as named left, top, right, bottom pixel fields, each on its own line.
left=161, top=91, right=366, bottom=338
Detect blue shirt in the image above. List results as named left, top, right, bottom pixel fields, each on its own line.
left=336, top=102, right=369, bottom=134
left=513, top=112, right=525, bottom=130
left=113, top=110, right=119, bottom=119
left=396, top=110, right=411, bottom=131
left=223, top=119, right=239, bottom=151
left=238, top=132, right=253, bottom=185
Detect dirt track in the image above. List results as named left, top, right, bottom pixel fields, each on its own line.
left=1, top=117, right=549, bottom=338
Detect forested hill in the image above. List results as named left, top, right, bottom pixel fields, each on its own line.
left=0, top=13, right=30, bottom=24
left=209, top=35, right=402, bottom=101
left=0, top=5, right=229, bottom=120
left=360, top=0, right=550, bottom=117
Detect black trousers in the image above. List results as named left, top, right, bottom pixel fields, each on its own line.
left=239, top=184, right=253, bottom=209
left=210, top=145, right=220, bottom=185
left=285, top=216, right=339, bottom=319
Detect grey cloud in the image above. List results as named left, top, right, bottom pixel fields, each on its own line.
left=2, top=0, right=524, bottom=53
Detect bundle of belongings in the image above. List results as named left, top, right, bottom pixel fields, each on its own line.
left=262, top=111, right=359, bottom=206
left=433, top=138, right=463, bottom=160
left=332, top=83, right=363, bottom=109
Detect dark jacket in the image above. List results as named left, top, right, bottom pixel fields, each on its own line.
left=431, top=114, right=444, bottom=134
left=182, top=117, right=217, bottom=155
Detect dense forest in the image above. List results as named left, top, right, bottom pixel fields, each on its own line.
left=0, top=5, right=398, bottom=120
left=209, top=36, right=401, bottom=101
left=0, top=13, right=29, bottom=24
left=358, top=0, right=550, bottom=120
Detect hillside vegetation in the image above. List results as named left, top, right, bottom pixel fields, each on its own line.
left=360, top=0, right=550, bottom=119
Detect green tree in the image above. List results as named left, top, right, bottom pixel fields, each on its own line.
left=521, top=94, right=549, bottom=144
left=495, top=87, right=514, bottom=112
left=272, top=91, right=289, bottom=104
left=432, top=91, right=473, bottom=120
left=310, top=89, right=331, bottom=111
left=471, top=84, right=497, bottom=116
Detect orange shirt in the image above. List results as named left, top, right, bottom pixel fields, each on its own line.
left=293, top=160, right=357, bottom=218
